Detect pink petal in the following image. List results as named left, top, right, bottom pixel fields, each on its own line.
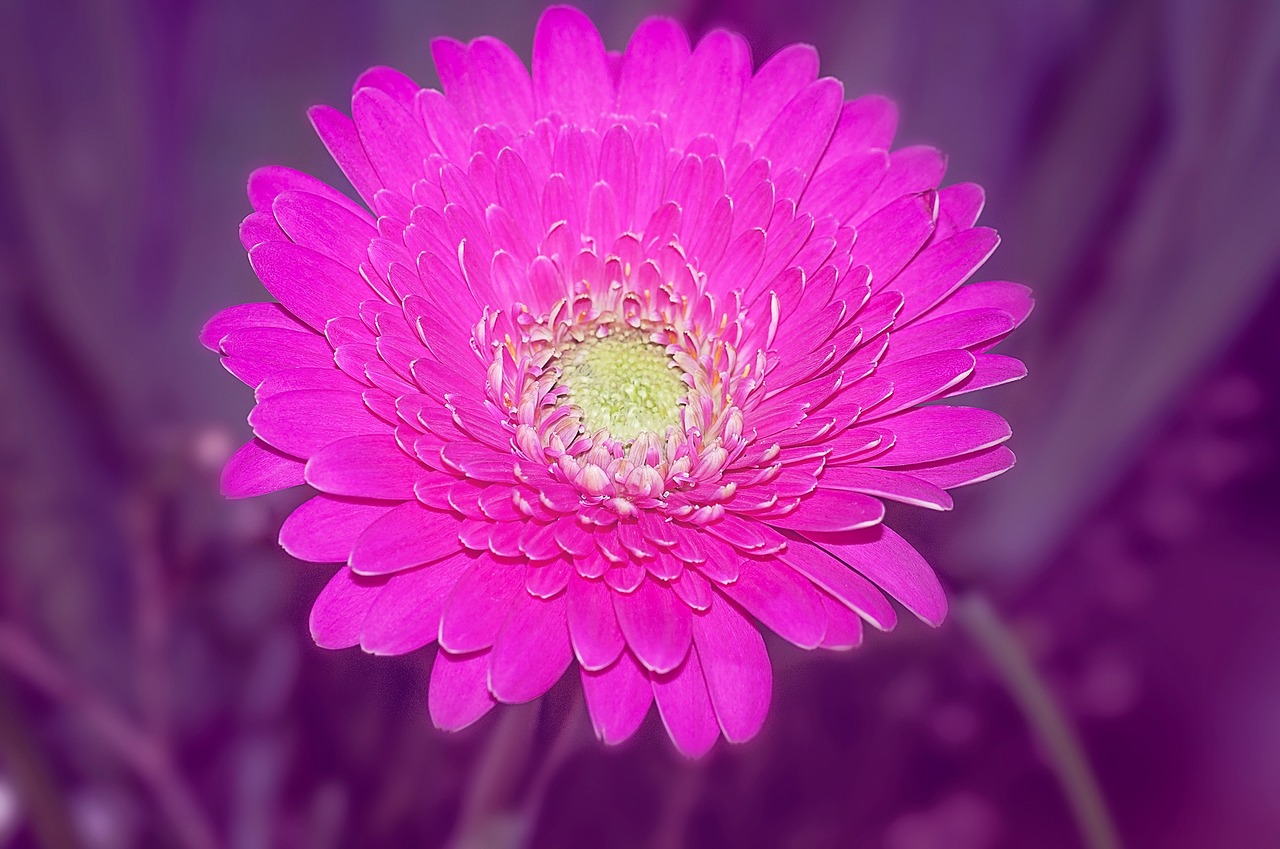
left=851, top=291, right=903, bottom=343
left=613, top=576, right=692, bottom=674
left=865, top=349, right=977, bottom=419
left=526, top=557, right=572, bottom=597
left=816, top=467, right=953, bottom=511
left=703, top=513, right=780, bottom=553
left=247, top=165, right=371, bottom=223
left=837, top=376, right=893, bottom=418
left=467, top=36, right=535, bottom=129
left=890, top=227, right=1000, bottom=324
left=933, top=182, right=985, bottom=241
left=533, top=6, right=612, bottom=126
left=429, top=37, right=475, bottom=121
left=307, top=105, right=381, bottom=206
left=887, top=308, right=1018, bottom=361
left=352, top=65, right=420, bottom=106
left=248, top=241, right=373, bottom=332
left=439, top=442, right=517, bottom=484
left=360, top=552, right=471, bottom=654
left=766, top=490, right=886, bottom=534
left=351, top=87, right=435, bottom=197
left=429, top=649, right=496, bottom=731
left=305, top=434, right=425, bottom=499
left=494, top=149, right=543, bottom=245
left=220, top=326, right=332, bottom=387
left=899, top=445, right=1016, bottom=489
left=567, top=576, right=626, bottom=671
left=779, top=538, right=897, bottom=630
left=417, top=87, right=471, bottom=164
left=581, top=651, right=652, bottom=745
left=670, top=568, right=713, bottom=610
left=818, top=594, right=864, bottom=650
left=858, top=145, right=947, bottom=219
left=309, top=568, right=383, bottom=649
left=488, top=591, right=572, bottom=703
left=349, top=501, right=463, bottom=575
left=250, top=389, right=384, bottom=459
left=616, top=16, right=689, bottom=118
left=553, top=521, right=595, bottom=558
left=271, top=190, right=378, bottom=271
left=940, top=354, right=1027, bottom=397
left=716, top=557, right=825, bottom=649
left=870, top=406, right=1011, bottom=467
left=848, top=191, right=936, bottom=284
left=691, top=597, right=771, bottom=743
left=748, top=216, right=813, bottom=302
left=200, top=302, right=307, bottom=352
left=220, top=439, right=304, bottom=498
left=687, top=533, right=740, bottom=584
left=584, top=181, right=622, bottom=251
left=800, top=149, right=889, bottom=222
left=928, top=280, right=1034, bottom=325
left=279, top=494, right=396, bottom=562
left=825, top=424, right=893, bottom=464
left=256, top=367, right=361, bottom=400
left=737, top=43, right=819, bottom=145
left=821, top=95, right=898, bottom=165
left=710, top=227, right=766, bottom=295
left=652, top=646, right=720, bottom=758
left=752, top=77, right=843, bottom=181
left=668, top=29, right=750, bottom=152
left=238, top=206, right=290, bottom=251
left=812, top=525, right=947, bottom=626
left=438, top=557, right=525, bottom=653
left=519, top=523, right=564, bottom=563
left=602, top=560, right=645, bottom=593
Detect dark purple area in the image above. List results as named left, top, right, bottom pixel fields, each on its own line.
left=1, top=0, right=1278, bottom=847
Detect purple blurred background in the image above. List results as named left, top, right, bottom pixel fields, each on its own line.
left=2, top=0, right=1278, bottom=846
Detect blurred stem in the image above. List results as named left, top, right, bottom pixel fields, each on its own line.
left=0, top=679, right=80, bottom=849
left=650, top=760, right=705, bottom=849
left=448, top=702, right=539, bottom=849
left=955, top=594, right=1123, bottom=849
left=448, top=696, right=588, bottom=849
left=0, top=623, right=219, bottom=849
left=522, top=696, right=586, bottom=826
left=125, top=489, right=171, bottom=741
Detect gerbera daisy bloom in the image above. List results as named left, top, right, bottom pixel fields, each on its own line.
left=202, top=5, right=1030, bottom=756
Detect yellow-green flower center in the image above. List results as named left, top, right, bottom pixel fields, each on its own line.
left=559, top=331, right=685, bottom=443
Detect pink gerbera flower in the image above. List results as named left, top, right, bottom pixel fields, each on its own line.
left=202, top=6, right=1030, bottom=756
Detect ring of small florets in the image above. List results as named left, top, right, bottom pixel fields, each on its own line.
left=488, top=261, right=756, bottom=518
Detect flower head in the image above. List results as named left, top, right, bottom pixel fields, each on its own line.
left=202, top=6, right=1030, bottom=756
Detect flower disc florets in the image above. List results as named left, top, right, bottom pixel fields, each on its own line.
left=557, top=330, right=684, bottom=443
left=498, top=254, right=753, bottom=517
left=203, top=5, right=1031, bottom=757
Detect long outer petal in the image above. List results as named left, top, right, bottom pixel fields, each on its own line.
left=280, top=494, right=397, bottom=562
left=348, top=502, right=463, bottom=575
left=811, top=525, right=947, bottom=627
left=438, top=558, right=525, bottom=653
left=360, top=553, right=471, bottom=655
left=612, top=576, right=692, bottom=674
left=692, top=597, right=771, bottom=743
left=567, top=576, right=626, bottom=670
left=488, top=591, right=572, bottom=703
left=221, top=439, right=304, bottom=498
left=652, top=646, right=720, bottom=758
left=429, top=649, right=496, bottom=731
left=310, top=568, right=383, bottom=649
left=581, top=651, right=652, bottom=745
